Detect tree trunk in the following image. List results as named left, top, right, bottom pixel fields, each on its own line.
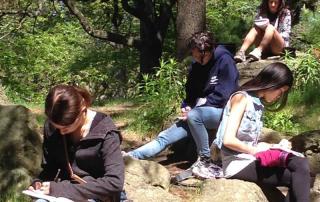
left=176, top=0, right=206, bottom=61
left=139, top=20, right=162, bottom=75
left=138, top=0, right=172, bottom=75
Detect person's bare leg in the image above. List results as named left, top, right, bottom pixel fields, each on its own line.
left=235, top=27, right=264, bottom=62
left=256, top=24, right=284, bottom=54
left=269, top=29, right=285, bottom=55
left=239, top=27, right=261, bottom=52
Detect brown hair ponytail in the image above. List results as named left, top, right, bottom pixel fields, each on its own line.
left=45, top=84, right=92, bottom=126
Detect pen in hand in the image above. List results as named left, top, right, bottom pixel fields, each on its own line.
left=176, top=106, right=191, bottom=121
left=54, top=169, right=61, bottom=182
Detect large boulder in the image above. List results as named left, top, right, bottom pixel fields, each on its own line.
left=259, top=127, right=284, bottom=144
left=124, top=156, right=182, bottom=201
left=290, top=130, right=320, bottom=174
left=193, top=178, right=284, bottom=202
left=311, top=174, right=320, bottom=202
left=237, top=59, right=280, bottom=85
left=0, top=105, right=42, bottom=198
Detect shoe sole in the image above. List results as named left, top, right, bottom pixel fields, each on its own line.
left=234, top=56, right=246, bottom=62
left=248, top=54, right=260, bottom=61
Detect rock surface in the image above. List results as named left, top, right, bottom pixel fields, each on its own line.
left=290, top=130, right=320, bottom=174
left=123, top=155, right=292, bottom=202
left=124, top=156, right=182, bottom=201
left=0, top=105, right=42, bottom=195
left=237, top=59, right=281, bottom=84
left=260, top=127, right=284, bottom=144
left=193, top=178, right=284, bottom=202
left=311, top=174, right=320, bottom=202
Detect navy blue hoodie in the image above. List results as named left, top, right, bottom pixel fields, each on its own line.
left=182, top=45, right=239, bottom=108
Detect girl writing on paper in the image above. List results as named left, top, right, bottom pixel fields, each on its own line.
left=214, top=62, right=310, bottom=202
left=28, top=84, right=124, bottom=202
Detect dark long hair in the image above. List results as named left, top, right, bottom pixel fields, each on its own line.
left=45, top=84, right=92, bottom=126
left=259, top=0, right=286, bottom=16
left=240, top=62, right=293, bottom=111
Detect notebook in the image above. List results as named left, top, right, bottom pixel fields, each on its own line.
left=22, top=190, right=74, bottom=202
left=270, top=144, right=305, bottom=158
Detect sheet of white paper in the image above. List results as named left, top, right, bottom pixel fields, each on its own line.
left=22, top=190, right=74, bottom=202
left=270, top=145, right=305, bottom=158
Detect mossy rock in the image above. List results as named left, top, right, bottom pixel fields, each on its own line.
left=0, top=105, right=42, bottom=197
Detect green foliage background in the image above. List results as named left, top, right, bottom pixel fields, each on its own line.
left=0, top=0, right=318, bottom=132
left=131, top=59, right=186, bottom=135
left=0, top=0, right=319, bottom=134
left=0, top=14, right=139, bottom=104
left=0, top=0, right=319, bottom=200
left=207, top=0, right=259, bottom=45
left=291, top=6, right=320, bottom=49
left=262, top=6, right=320, bottom=134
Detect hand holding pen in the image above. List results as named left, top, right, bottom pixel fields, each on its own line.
left=28, top=181, right=50, bottom=195
left=177, top=106, right=191, bottom=121
left=27, top=168, right=60, bottom=194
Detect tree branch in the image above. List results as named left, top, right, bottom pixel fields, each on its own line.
left=0, top=1, right=48, bottom=19
left=0, top=3, right=33, bottom=39
left=0, top=10, right=32, bottom=17
left=62, top=0, right=141, bottom=49
left=158, top=1, right=175, bottom=40
left=112, top=0, right=122, bottom=29
left=0, top=16, right=27, bottom=40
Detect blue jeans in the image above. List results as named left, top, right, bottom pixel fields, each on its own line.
left=187, top=106, right=223, bottom=158
left=128, top=106, right=222, bottom=159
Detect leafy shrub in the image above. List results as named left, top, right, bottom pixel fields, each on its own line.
left=0, top=16, right=139, bottom=104
left=0, top=191, right=31, bottom=202
left=0, top=20, right=86, bottom=103
left=131, top=59, right=185, bottom=136
left=263, top=109, right=300, bottom=135
left=288, top=84, right=320, bottom=106
left=291, top=7, right=320, bottom=49
left=285, top=49, right=320, bottom=90
left=207, top=0, right=259, bottom=45
left=286, top=87, right=320, bottom=131
left=264, top=50, right=320, bottom=134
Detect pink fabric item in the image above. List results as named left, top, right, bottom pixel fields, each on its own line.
left=255, top=149, right=290, bottom=167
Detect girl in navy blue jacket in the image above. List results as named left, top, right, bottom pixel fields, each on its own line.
left=126, top=31, right=239, bottom=179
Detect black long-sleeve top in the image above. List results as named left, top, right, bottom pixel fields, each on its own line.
left=35, top=112, right=124, bottom=202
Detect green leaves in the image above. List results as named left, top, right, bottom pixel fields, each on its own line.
left=0, top=20, right=88, bottom=103
left=291, top=7, right=320, bottom=49
left=264, top=47, right=320, bottom=135
left=206, top=0, right=259, bottom=45
left=285, top=48, right=320, bottom=90
left=264, top=110, right=300, bottom=135
left=0, top=14, right=140, bottom=104
left=131, top=58, right=186, bottom=135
